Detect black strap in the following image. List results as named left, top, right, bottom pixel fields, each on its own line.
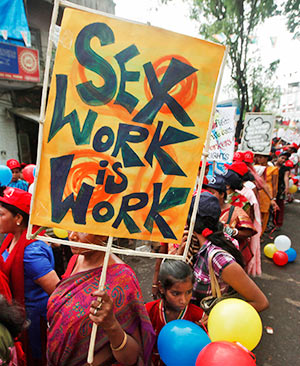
left=226, top=205, right=235, bottom=224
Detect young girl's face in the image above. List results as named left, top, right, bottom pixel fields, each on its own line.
left=163, top=279, right=193, bottom=311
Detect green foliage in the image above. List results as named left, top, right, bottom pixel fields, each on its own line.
left=249, top=59, right=281, bottom=112
left=284, top=0, right=300, bottom=36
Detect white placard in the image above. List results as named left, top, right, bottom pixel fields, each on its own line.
left=240, top=112, right=275, bottom=155
left=208, top=106, right=236, bottom=163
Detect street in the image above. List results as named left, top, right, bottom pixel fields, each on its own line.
left=125, top=193, right=300, bottom=366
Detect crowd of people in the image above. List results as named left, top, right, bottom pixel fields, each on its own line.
left=0, top=139, right=299, bottom=366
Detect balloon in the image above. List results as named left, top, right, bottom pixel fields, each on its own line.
left=53, top=227, right=68, bottom=239
left=207, top=299, right=262, bottom=351
left=263, top=243, right=277, bottom=258
left=0, top=165, right=12, bottom=186
left=22, top=164, right=36, bottom=184
left=28, top=184, right=34, bottom=194
left=285, top=248, right=297, bottom=262
left=196, top=341, right=256, bottom=366
left=157, top=319, right=211, bottom=366
left=274, top=235, right=291, bottom=251
left=289, top=185, right=297, bottom=194
left=273, top=251, right=288, bottom=266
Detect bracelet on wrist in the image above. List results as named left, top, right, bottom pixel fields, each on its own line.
left=152, top=284, right=158, bottom=288
left=110, top=331, right=128, bottom=352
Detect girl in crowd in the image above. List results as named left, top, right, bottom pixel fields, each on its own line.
left=146, top=260, right=204, bottom=366
left=182, top=191, right=268, bottom=312
left=0, top=187, right=59, bottom=366
left=47, top=231, right=155, bottom=366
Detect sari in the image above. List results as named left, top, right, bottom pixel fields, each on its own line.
left=257, top=165, right=278, bottom=234
left=47, top=263, right=155, bottom=366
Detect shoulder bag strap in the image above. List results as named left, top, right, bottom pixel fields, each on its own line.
left=208, top=248, right=230, bottom=298
left=226, top=205, right=235, bottom=225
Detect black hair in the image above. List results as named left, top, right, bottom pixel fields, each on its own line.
left=0, top=202, right=29, bottom=226
left=159, top=259, right=194, bottom=291
left=242, top=171, right=255, bottom=182
left=225, top=172, right=244, bottom=191
left=192, top=215, right=244, bottom=268
left=0, top=295, right=27, bottom=338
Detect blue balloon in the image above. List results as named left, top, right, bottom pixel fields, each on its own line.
left=285, top=248, right=297, bottom=262
left=0, top=165, right=12, bottom=186
left=157, top=319, right=211, bottom=366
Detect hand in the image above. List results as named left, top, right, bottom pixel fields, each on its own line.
left=271, top=200, right=279, bottom=211
left=89, top=290, right=117, bottom=330
left=151, top=285, right=159, bottom=300
left=177, top=226, right=189, bottom=255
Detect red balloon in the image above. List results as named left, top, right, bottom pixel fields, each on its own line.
left=275, top=150, right=281, bottom=156
left=273, top=251, right=288, bottom=266
left=22, top=164, right=36, bottom=184
left=196, top=341, right=256, bottom=366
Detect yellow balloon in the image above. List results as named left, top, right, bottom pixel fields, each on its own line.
left=53, top=227, right=68, bottom=239
left=289, top=185, right=297, bottom=194
left=264, top=243, right=277, bottom=258
left=207, top=298, right=262, bottom=351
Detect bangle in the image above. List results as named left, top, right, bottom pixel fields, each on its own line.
left=152, top=284, right=158, bottom=288
left=272, top=198, right=276, bottom=201
left=110, top=331, right=128, bottom=352
left=232, top=228, right=238, bottom=237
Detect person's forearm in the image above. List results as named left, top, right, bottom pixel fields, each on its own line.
left=105, top=321, right=140, bottom=365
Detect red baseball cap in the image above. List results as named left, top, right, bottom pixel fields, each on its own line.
left=292, top=143, right=298, bottom=149
left=233, top=151, right=244, bottom=162
left=225, top=161, right=249, bottom=176
left=6, top=159, right=21, bottom=170
left=243, top=151, right=254, bottom=163
left=0, top=187, right=31, bottom=214
left=199, top=161, right=211, bottom=168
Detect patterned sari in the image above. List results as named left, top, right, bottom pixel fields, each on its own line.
left=47, top=263, right=155, bottom=366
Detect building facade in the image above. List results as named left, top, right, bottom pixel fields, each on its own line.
left=0, top=0, right=115, bottom=166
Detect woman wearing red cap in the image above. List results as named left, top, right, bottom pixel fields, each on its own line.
left=0, top=187, right=59, bottom=366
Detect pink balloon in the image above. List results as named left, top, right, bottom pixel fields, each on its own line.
left=22, top=164, right=36, bottom=184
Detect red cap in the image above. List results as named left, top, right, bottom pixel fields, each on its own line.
left=285, top=160, right=294, bottom=167
left=292, top=143, right=298, bottom=149
left=6, top=159, right=21, bottom=170
left=225, top=161, right=249, bottom=176
left=0, top=187, right=31, bottom=214
left=233, top=151, right=244, bottom=162
left=243, top=151, right=254, bottom=163
left=199, top=161, right=211, bottom=168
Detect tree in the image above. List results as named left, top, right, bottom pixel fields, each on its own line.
left=249, top=59, right=281, bottom=112
left=284, top=0, right=300, bottom=38
left=162, top=0, right=278, bottom=138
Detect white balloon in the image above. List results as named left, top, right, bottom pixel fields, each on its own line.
left=28, top=184, right=34, bottom=194
left=274, top=235, right=291, bottom=251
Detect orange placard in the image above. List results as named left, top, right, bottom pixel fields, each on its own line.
left=30, top=8, right=226, bottom=243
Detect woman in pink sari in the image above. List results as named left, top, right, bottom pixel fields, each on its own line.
left=47, top=232, right=155, bottom=366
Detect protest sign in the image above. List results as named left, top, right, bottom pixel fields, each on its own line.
left=208, top=107, right=236, bottom=163
left=240, top=113, right=275, bottom=155
left=282, top=129, right=300, bottom=145
left=30, top=7, right=226, bottom=244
